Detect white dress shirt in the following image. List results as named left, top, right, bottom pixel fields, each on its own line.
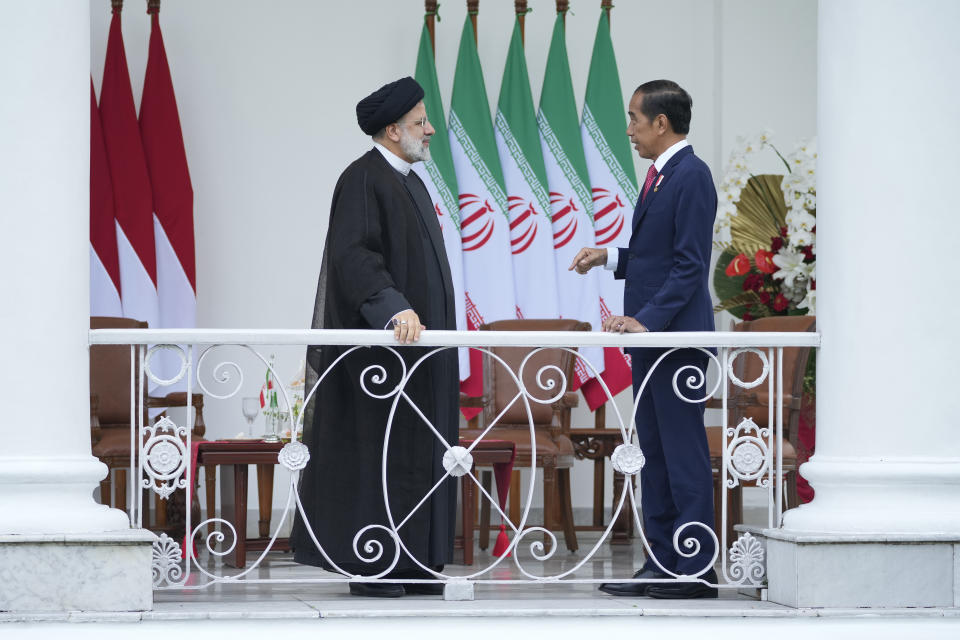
left=604, top=139, right=690, bottom=271
left=374, top=142, right=412, bottom=175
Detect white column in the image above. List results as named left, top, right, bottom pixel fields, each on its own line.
left=0, top=0, right=128, bottom=535
left=767, top=0, right=960, bottom=608
left=0, top=1, right=153, bottom=612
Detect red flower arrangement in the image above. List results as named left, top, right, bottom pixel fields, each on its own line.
left=716, top=225, right=816, bottom=319
left=754, top=250, right=778, bottom=274
left=724, top=253, right=750, bottom=277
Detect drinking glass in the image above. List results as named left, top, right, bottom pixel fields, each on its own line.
left=241, top=397, right=259, bottom=437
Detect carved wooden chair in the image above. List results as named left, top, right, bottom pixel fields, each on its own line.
left=707, top=315, right=816, bottom=544
left=459, top=318, right=588, bottom=553
left=89, top=316, right=205, bottom=535
left=568, top=402, right=634, bottom=544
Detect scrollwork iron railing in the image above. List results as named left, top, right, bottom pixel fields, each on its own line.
left=88, top=329, right=819, bottom=600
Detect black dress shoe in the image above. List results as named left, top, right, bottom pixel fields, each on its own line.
left=598, top=567, right=669, bottom=597
left=348, top=582, right=406, bottom=598
left=403, top=582, right=444, bottom=596
left=646, top=570, right=718, bottom=599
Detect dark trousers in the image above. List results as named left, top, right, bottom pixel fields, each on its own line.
left=629, top=348, right=716, bottom=575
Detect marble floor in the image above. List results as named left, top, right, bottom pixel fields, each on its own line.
left=146, top=531, right=769, bottom=620
left=4, top=532, right=960, bottom=629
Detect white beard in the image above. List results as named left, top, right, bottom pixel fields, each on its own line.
left=400, top=128, right=431, bottom=163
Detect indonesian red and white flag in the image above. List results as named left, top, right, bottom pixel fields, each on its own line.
left=539, top=13, right=604, bottom=389
left=140, top=4, right=196, bottom=388
left=90, top=80, right=122, bottom=317
left=99, top=5, right=158, bottom=330
left=449, top=16, right=518, bottom=413
left=578, top=9, right=637, bottom=409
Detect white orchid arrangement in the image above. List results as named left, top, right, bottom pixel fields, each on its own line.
left=712, top=133, right=817, bottom=318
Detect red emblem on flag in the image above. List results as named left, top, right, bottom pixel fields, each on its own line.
left=549, top=192, right=579, bottom=249
left=464, top=291, right=486, bottom=330
left=591, top=187, right=626, bottom=246
left=459, top=193, right=496, bottom=251
left=507, top=196, right=540, bottom=255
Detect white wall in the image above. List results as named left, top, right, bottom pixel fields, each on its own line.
left=89, top=0, right=816, bottom=524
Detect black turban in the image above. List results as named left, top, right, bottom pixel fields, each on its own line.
left=356, top=76, right=425, bottom=136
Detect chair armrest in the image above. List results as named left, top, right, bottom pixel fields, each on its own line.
left=459, top=392, right=488, bottom=409
left=732, top=391, right=802, bottom=412
left=90, top=393, right=102, bottom=444
left=554, top=391, right=579, bottom=410
left=146, top=391, right=200, bottom=408
left=146, top=392, right=206, bottom=438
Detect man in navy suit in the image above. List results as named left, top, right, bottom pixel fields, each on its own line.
left=571, top=80, right=718, bottom=599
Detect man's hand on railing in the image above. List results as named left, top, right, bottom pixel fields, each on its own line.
left=391, top=309, right=424, bottom=344
left=602, top=315, right=647, bottom=334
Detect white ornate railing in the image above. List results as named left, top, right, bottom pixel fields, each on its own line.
left=89, top=329, right=819, bottom=600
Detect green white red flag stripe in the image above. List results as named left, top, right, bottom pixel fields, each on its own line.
left=495, top=18, right=560, bottom=320
left=579, top=9, right=638, bottom=409
left=538, top=12, right=604, bottom=388
left=413, top=21, right=470, bottom=381
left=449, top=16, right=517, bottom=414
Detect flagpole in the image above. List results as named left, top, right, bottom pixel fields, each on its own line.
left=463, top=0, right=481, bottom=423
left=515, top=0, right=528, bottom=45
left=467, top=0, right=478, bottom=43
left=596, top=1, right=613, bottom=434
left=425, top=0, right=437, bottom=53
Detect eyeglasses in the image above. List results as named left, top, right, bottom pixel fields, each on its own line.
left=404, top=116, right=429, bottom=129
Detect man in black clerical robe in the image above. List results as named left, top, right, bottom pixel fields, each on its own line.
left=290, top=77, right=459, bottom=598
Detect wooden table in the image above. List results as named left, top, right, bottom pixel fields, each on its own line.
left=199, top=438, right=514, bottom=568
left=197, top=440, right=290, bottom=569
left=456, top=438, right=515, bottom=566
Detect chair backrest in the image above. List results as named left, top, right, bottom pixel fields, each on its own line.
left=90, top=316, right=148, bottom=427
left=479, top=319, right=590, bottom=427
left=730, top=315, right=816, bottom=444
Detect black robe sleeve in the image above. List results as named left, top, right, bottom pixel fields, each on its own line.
left=326, top=164, right=408, bottom=323
left=359, top=286, right=410, bottom=329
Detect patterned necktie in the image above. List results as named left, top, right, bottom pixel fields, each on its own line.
left=641, top=164, right=658, bottom=203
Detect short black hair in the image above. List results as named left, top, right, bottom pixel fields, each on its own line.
left=634, top=80, right=692, bottom=135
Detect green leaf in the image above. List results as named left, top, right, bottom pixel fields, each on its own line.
left=713, top=249, right=751, bottom=318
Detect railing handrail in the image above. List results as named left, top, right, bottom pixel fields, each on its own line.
left=89, top=328, right=820, bottom=348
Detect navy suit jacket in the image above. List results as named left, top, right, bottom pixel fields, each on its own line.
left=614, top=145, right=717, bottom=335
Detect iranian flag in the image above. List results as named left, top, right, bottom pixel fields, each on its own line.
left=449, top=16, right=517, bottom=413
left=140, top=4, right=196, bottom=389
left=538, top=13, right=604, bottom=389
left=90, top=80, right=122, bottom=316
left=579, top=9, right=638, bottom=410
left=412, top=21, right=469, bottom=381
left=495, top=19, right=560, bottom=320
left=99, top=4, right=158, bottom=331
